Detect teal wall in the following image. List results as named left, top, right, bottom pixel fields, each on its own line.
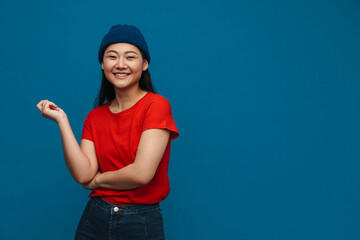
left=1, top=0, right=360, bottom=239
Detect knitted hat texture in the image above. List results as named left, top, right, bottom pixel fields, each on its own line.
left=98, top=24, right=150, bottom=64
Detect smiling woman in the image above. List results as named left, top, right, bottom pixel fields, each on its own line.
left=101, top=43, right=149, bottom=96
left=36, top=24, right=179, bottom=240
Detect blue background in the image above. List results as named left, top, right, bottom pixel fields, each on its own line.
left=1, top=0, right=360, bottom=239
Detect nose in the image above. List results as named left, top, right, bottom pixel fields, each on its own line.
left=116, top=57, right=126, bottom=68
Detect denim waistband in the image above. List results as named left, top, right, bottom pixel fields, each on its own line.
left=90, top=197, right=160, bottom=215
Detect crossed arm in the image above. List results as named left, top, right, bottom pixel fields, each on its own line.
left=82, top=128, right=170, bottom=190
left=58, top=115, right=170, bottom=190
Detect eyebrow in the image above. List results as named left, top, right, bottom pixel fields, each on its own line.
left=105, top=50, right=138, bottom=55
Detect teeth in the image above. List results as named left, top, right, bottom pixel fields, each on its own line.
left=115, top=73, right=129, bottom=77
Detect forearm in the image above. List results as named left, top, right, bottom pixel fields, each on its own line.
left=95, top=163, right=147, bottom=190
left=82, top=129, right=170, bottom=191
left=57, top=115, right=97, bottom=184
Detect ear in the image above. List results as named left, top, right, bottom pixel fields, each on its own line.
left=142, top=59, right=149, bottom=71
left=101, top=62, right=104, bottom=70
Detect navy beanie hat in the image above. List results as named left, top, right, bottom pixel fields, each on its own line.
left=98, top=24, right=150, bottom=64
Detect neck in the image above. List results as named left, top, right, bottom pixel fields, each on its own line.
left=111, top=86, right=147, bottom=112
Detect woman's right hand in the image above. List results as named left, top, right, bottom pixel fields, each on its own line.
left=36, top=99, right=67, bottom=123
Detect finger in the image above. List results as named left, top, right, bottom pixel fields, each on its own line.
left=49, top=102, right=58, bottom=108
left=46, top=100, right=57, bottom=107
left=50, top=106, right=60, bottom=111
left=42, top=100, right=47, bottom=110
left=49, top=103, right=60, bottom=112
left=41, top=100, right=49, bottom=114
left=36, top=100, right=45, bottom=111
left=38, top=100, right=46, bottom=107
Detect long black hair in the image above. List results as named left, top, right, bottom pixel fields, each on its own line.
left=93, top=50, right=155, bottom=108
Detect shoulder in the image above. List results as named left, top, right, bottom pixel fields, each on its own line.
left=141, top=93, right=174, bottom=119
left=145, top=92, right=171, bottom=107
left=141, top=93, right=173, bottom=114
left=141, top=92, right=179, bottom=139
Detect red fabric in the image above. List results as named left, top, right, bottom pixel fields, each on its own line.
left=81, top=92, right=179, bottom=205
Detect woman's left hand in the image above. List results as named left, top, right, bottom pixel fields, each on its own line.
left=82, top=172, right=101, bottom=190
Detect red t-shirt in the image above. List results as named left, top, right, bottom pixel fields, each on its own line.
left=81, top=92, right=179, bottom=205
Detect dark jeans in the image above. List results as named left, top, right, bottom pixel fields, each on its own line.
left=75, top=197, right=165, bottom=240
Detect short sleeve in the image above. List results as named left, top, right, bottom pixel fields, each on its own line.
left=81, top=114, right=94, bottom=141
left=143, top=96, right=179, bottom=140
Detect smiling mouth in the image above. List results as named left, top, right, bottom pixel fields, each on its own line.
left=114, top=73, right=131, bottom=77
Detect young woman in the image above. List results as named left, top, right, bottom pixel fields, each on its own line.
left=36, top=24, right=179, bottom=239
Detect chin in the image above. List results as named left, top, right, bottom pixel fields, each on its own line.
left=114, top=82, right=139, bottom=90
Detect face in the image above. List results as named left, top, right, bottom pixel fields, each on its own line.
left=101, top=42, right=148, bottom=91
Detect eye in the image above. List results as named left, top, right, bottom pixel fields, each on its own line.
left=127, top=56, right=136, bottom=59
left=107, top=55, right=117, bottom=59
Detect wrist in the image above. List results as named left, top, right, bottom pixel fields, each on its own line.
left=56, top=114, right=68, bottom=125
left=94, top=173, right=103, bottom=188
